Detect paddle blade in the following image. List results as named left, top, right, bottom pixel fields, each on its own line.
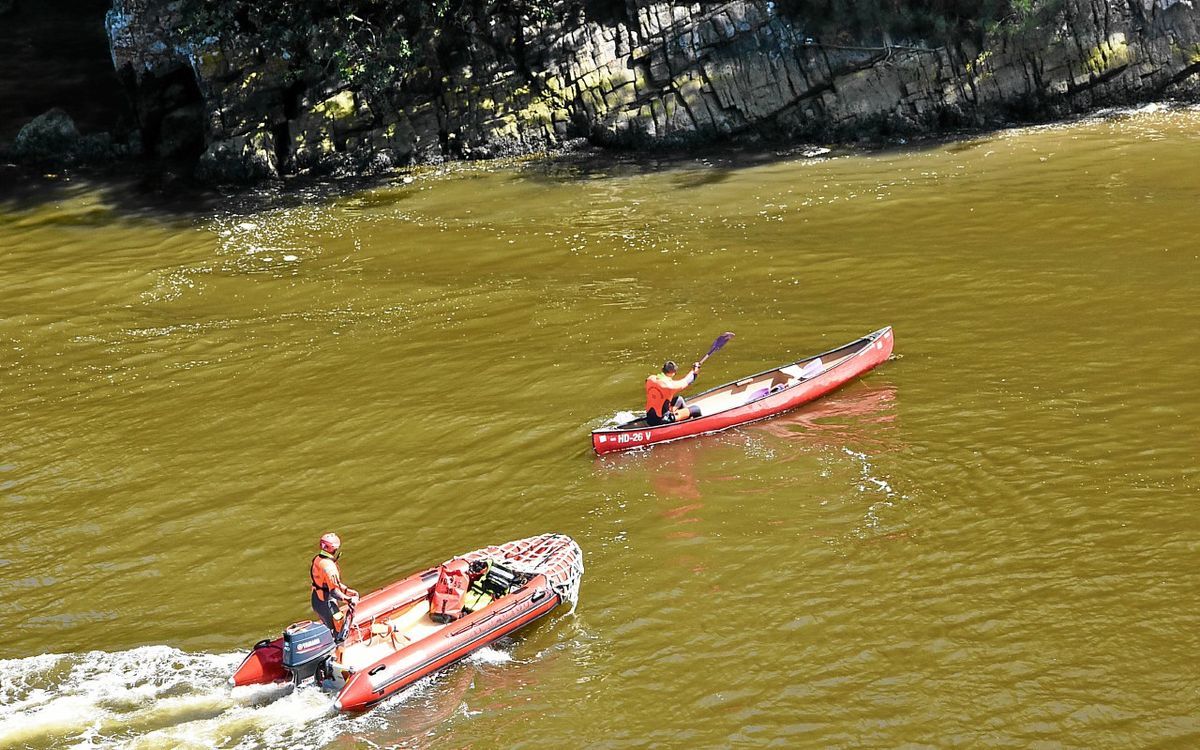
left=706, top=331, right=735, bottom=357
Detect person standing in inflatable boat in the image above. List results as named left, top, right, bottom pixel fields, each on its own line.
left=645, top=360, right=701, bottom=425
left=311, top=532, right=359, bottom=640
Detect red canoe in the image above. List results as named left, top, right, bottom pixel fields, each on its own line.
left=231, top=534, right=583, bottom=712
left=592, top=326, right=894, bottom=454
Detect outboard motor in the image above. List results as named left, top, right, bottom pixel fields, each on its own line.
left=282, top=620, right=336, bottom=684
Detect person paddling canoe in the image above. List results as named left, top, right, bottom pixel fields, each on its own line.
left=311, top=532, right=359, bottom=641
left=645, top=360, right=702, bottom=425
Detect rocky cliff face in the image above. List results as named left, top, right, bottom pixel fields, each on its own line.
left=106, top=0, right=1200, bottom=181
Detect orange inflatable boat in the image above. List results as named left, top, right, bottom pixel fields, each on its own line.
left=231, top=533, right=584, bottom=712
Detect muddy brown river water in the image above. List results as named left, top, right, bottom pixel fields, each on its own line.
left=1, top=106, right=1198, bottom=748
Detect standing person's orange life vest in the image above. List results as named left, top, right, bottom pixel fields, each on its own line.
left=310, top=555, right=344, bottom=602
left=645, top=371, right=696, bottom=417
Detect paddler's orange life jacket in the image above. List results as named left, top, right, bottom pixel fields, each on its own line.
left=645, top=371, right=695, bottom=417
left=311, top=554, right=343, bottom=602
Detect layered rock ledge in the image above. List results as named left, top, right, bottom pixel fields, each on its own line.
left=103, top=0, right=1200, bottom=181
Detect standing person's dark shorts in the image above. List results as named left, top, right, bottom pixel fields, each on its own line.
left=311, top=590, right=340, bottom=632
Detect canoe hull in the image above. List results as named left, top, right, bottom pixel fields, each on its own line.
left=592, top=327, right=894, bottom=455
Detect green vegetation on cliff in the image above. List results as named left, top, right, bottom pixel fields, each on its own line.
left=180, top=0, right=1049, bottom=84
left=776, top=0, right=1060, bottom=45
left=179, top=0, right=557, bottom=101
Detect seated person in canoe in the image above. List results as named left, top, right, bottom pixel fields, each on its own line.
left=645, top=360, right=702, bottom=425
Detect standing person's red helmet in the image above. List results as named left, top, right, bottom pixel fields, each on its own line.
left=319, top=532, right=342, bottom=557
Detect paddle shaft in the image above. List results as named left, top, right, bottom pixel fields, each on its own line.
left=696, top=332, right=735, bottom=367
